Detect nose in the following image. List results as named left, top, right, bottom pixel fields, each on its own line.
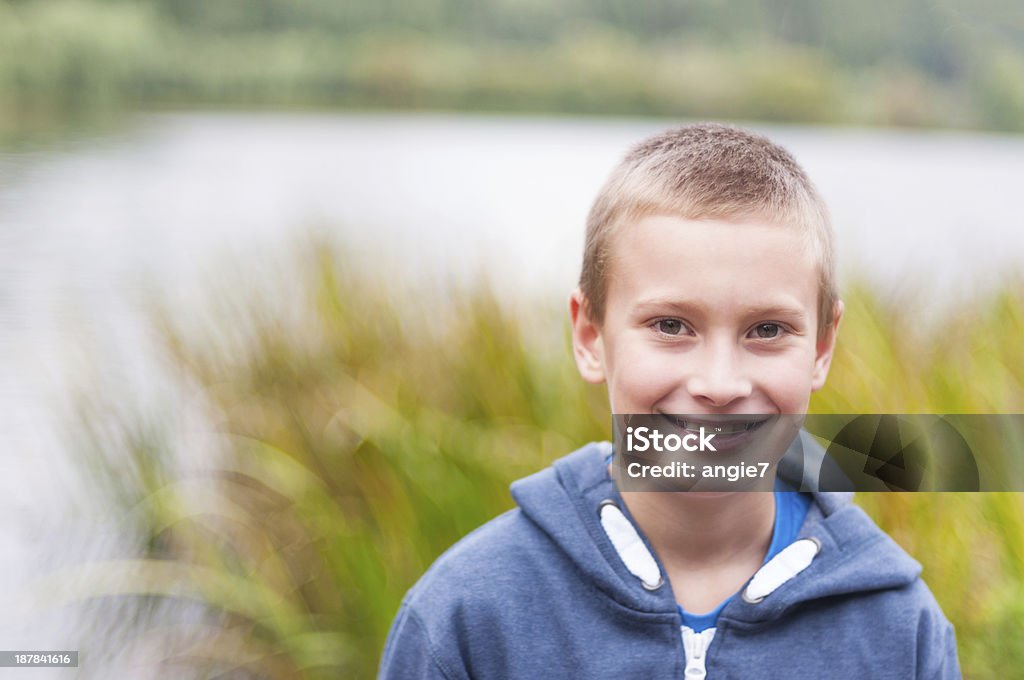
left=685, top=340, right=753, bottom=408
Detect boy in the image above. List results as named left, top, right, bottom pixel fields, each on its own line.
left=378, top=124, right=960, bottom=678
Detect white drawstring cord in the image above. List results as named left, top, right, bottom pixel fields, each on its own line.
left=598, top=500, right=821, bottom=601
left=598, top=500, right=663, bottom=590
left=742, top=537, right=821, bottom=603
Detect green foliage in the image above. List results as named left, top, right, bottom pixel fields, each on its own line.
left=2, top=0, right=1024, bottom=131
left=53, top=241, right=1024, bottom=678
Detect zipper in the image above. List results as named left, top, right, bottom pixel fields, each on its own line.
left=681, top=625, right=716, bottom=679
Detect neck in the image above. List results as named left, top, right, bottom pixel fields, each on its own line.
left=619, top=490, right=776, bottom=571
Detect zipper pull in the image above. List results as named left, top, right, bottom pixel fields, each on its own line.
left=681, top=625, right=716, bottom=679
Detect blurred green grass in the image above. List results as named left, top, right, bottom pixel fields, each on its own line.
left=4, top=0, right=1024, bottom=134
left=67, top=242, right=1024, bottom=678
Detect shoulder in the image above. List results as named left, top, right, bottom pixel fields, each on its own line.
left=851, top=575, right=960, bottom=678
left=403, top=506, right=561, bottom=619
left=380, top=507, right=571, bottom=679
left=858, top=573, right=953, bottom=631
left=798, top=495, right=960, bottom=677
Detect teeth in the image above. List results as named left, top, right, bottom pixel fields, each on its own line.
left=678, top=419, right=759, bottom=435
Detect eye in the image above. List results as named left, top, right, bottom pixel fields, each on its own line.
left=654, top=319, right=687, bottom=336
left=751, top=323, right=784, bottom=339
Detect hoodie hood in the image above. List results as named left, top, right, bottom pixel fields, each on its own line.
left=510, top=441, right=922, bottom=629
left=382, top=440, right=959, bottom=680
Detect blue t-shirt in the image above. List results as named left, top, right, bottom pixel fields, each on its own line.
left=678, top=484, right=812, bottom=632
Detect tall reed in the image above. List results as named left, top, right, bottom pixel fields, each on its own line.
left=55, top=242, right=1024, bottom=678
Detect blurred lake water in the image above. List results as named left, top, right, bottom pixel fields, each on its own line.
left=1, top=112, right=1022, bottom=675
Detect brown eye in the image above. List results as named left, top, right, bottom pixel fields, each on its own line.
left=657, top=319, right=684, bottom=335
left=755, top=323, right=781, bottom=338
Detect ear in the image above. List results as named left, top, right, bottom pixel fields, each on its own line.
left=569, top=287, right=606, bottom=384
left=811, top=299, right=844, bottom=392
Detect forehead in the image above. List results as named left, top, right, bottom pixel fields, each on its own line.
left=605, top=214, right=819, bottom=320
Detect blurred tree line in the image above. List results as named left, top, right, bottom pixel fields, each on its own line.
left=2, top=0, right=1024, bottom=131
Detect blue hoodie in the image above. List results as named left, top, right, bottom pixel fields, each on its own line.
left=379, top=442, right=960, bottom=679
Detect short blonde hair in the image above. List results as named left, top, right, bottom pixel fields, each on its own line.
left=580, top=123, right=838, bottom=337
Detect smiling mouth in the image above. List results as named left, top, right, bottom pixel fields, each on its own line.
left=660, top=415, right=770, bottom=435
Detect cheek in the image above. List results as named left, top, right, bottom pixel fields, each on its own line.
left=753, top=350, right=817, bottom=410
left=605, top=337, right=681, bottom=411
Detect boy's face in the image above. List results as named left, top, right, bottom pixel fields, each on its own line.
left=571, top=214, right=842, bottom=419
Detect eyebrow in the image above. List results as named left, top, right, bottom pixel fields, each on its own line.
left=740, top=305, right=809, bottom=321
left=631, top=298, right=808, bottom=321
left=632, top=299, right=708, bottom=317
